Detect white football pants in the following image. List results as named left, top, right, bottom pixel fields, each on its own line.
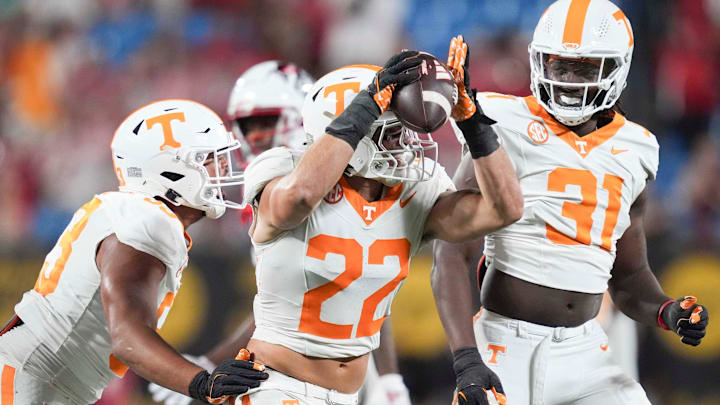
left=0, top=324, right=92, bottom=405
left=473, top=308, right=650, bottom=405
left=235, top=369, right=359, bottom=405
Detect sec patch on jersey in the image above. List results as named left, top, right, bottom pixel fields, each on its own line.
left=390, top=52, right=458, bottom=133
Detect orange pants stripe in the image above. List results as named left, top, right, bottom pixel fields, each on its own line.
left=1, top=365, right=15, bottom=405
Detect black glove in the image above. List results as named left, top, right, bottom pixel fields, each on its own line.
left=188, top=358, right=269, bottom=404
left=659, top=296, right=709, bottom=346
left=326, top=50, right=422, bottom=149
left=453, top=347, right=506, bottom=405
left=367, top=50, right=423, bottom=113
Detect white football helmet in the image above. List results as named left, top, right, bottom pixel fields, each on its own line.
left=111, top=99, right=244, bottom=219
left=302, top=65, right=437, bottom=187
left=227, top=61, right=314, bottom=160
left=529, top=0, right=634, bottom=126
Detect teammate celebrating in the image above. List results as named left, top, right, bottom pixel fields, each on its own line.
left=229, top=49, right=521, bottom=405
left=148, top=61, right=413, bottom=405
left=433, top=1, right=709, bottom=404
left=0, top=100, right=267, bottom=404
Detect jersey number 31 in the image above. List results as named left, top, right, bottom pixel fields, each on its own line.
left=546, top=167, right=623, bottom=251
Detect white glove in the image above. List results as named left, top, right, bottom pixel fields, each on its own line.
left=148, top=354, right=215, bottom=405
left=364, top=373, right=411, bottom=405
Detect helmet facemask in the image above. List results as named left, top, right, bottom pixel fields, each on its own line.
left=193, top=141, right=245, bottom=218
left=527, top=0, right=635, bottom=127
left=150, top=138, right=245, bottom=219
left=530, top=48, right=630, bottom=126
left=233, top=112, right=281, bottom=160
left=348, top=114, right=437, bottom=187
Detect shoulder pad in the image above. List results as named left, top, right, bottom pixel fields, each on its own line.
left=243, top=147, right=303, bottom=205
left=476, top=92, right=523, bottom=120
left=102, top=193, right=186, bottom=269
left=624, top=121, right=660, bottom=180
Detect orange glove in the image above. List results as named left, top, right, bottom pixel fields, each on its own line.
left=235, top=349, right=265, bottom=371
left=447, top=35, right=477, bottom=121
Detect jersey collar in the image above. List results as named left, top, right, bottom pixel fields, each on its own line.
left=524, top=96, right=626, bottom=158
left=339, top=176, right=403, bottom=226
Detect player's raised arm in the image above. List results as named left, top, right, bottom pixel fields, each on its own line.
left=608, top=189, right=709, bottom=345
left=250, top=51, right=423, bottom=242
left=424, top=36, right=523, bottom=243
left=99, top=235, right=268, bottom=403
left=431, top=153, right=504, bottom=405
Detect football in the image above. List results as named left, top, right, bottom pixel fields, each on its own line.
left=390, top=52, right=458, bottom=133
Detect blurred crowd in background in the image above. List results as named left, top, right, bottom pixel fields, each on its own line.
left=0, top=0, right=719, bottom=404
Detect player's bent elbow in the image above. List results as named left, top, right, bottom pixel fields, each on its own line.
left=501, top=200, right=523, bottom=226
left=492, top=191, right=523, bottom=227
left=109, top=335, right=139, bottom=368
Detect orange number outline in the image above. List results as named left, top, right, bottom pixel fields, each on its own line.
left=545, top=168, right=624, bottom=251
left=298, top=235, right=410, bottom=339
left=35, top=197, right=103, bottom=296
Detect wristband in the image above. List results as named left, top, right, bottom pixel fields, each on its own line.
left=657, top=299, right=675, bottom=330
left=325, top=90, right=381, bottom=150
left=455, top=107, right=500, bottom=159
left=452, top=346, right=484, bottom=375
left=188, top=370, right=210, bottom=402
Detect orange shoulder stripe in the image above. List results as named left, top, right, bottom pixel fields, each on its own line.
left=523, top=96, right=626, bottom=158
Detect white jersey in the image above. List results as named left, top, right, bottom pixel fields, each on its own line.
left=244, top=147, right=453, bottom=358
left=7, top=192, right=189, bottom=403
left=476, top=93, right=659, bottom=293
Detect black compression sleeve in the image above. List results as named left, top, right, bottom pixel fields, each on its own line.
left=325, top=90, right=381, bottom=150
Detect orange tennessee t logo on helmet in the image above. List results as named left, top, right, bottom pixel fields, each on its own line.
left=324, top=82, right=361, bottom=116
left=146, top=112, right=185, bottom=150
